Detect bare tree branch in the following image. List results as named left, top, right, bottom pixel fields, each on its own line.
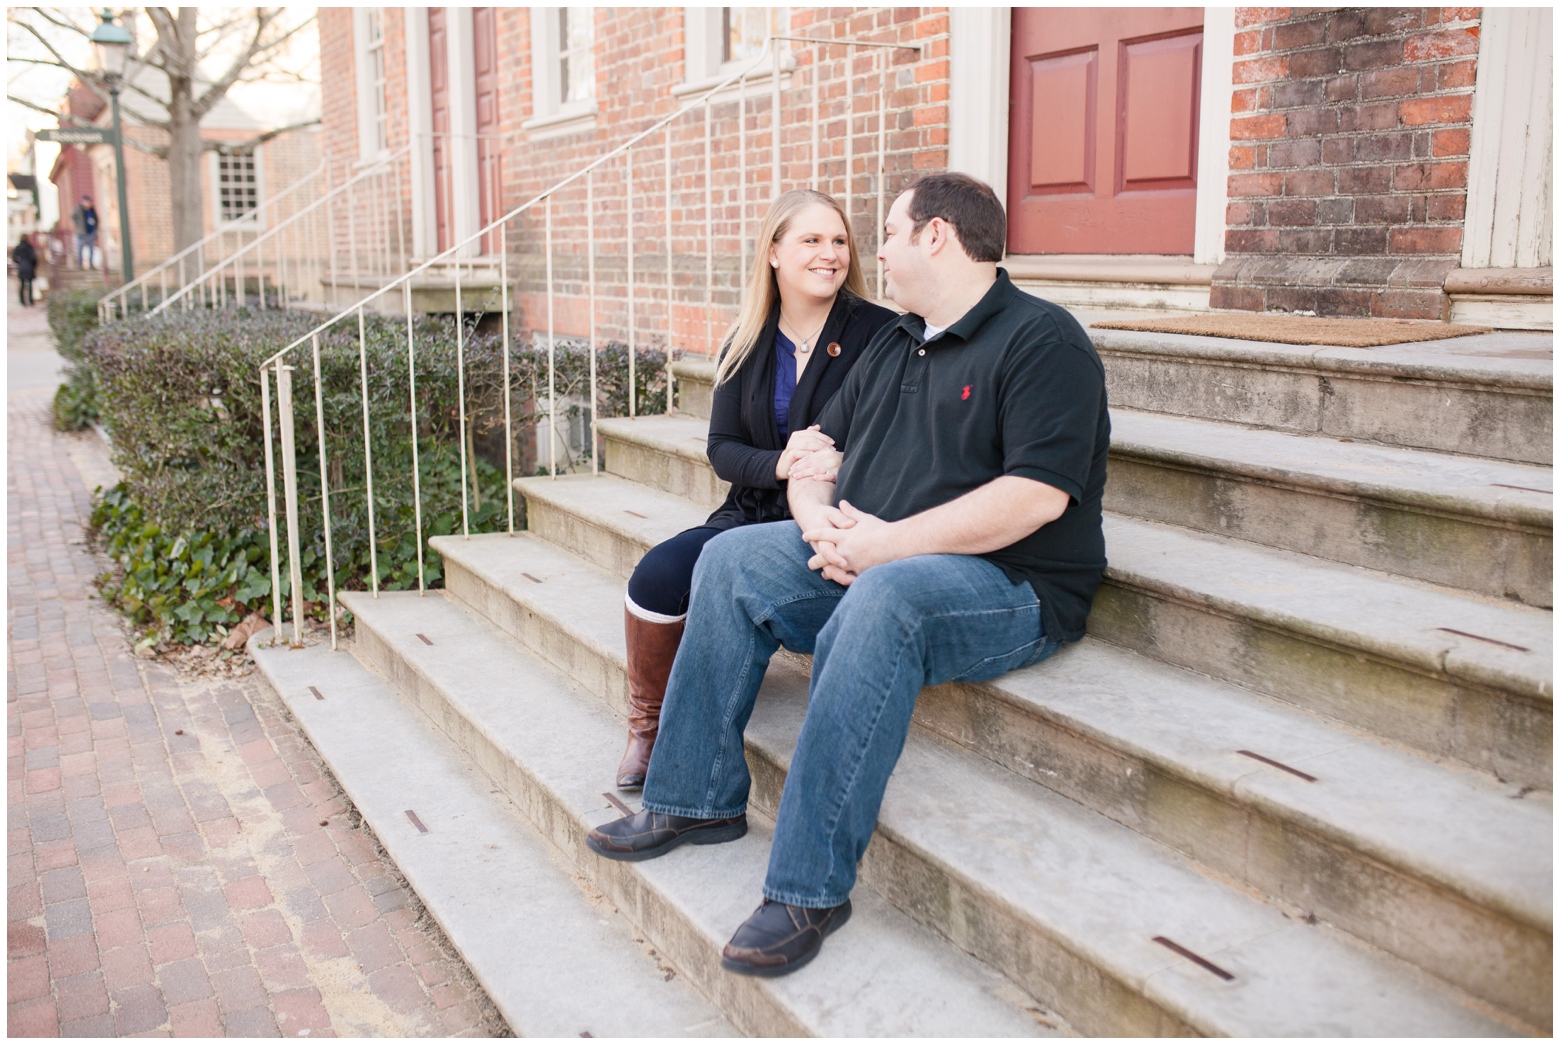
left=10, top=17, right=111, bottom=106
left=191, top=8, right=279, bottom=119
left=206, top=116, right=321, bottom=155
left=7, top=93, right=69, bottom=120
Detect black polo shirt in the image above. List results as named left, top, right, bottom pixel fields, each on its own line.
left=813, top=268, right=1109, bottom=643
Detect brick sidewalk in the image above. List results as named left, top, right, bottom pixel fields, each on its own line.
left=8, top=363, right=509, bottom=1035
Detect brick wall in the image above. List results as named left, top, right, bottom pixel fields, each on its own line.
left=1214, top=7, right=1481, bottom=319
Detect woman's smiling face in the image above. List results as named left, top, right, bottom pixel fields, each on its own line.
left=770, top=202, right=850, bottom=307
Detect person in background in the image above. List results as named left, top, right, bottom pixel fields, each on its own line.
left=73, top=195, right=98, bottom=269
left=611, top=189, right=896, bottom=791
left=12, top=235, right=38, bottom=307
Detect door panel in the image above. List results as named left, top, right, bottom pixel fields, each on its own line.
left=429, top=7, right=451, bottom=253
left=1008, top=7, right=1203, bottom=255
left=473, top=7, right=501, bottom=254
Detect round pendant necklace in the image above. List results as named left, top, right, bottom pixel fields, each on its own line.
left=781, top=313, right=826, bottom=355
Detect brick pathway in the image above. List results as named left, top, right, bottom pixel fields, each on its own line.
left=7, top=298, right=509, bottom=1036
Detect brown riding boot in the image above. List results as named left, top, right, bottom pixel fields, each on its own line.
left=616, top=607, right=686, bottom=790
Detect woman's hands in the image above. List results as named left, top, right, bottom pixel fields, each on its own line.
left=788, top=446, right=842, bottom=483
left=775, top=424, right=836, bottom=480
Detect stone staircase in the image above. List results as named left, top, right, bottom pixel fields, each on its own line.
left=253, top=321, right=1552, bottom=1036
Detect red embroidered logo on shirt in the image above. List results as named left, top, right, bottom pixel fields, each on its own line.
left=961, top=385, right=971, bottom=400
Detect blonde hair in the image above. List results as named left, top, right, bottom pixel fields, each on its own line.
left=715, top=190, right=868, bottom=385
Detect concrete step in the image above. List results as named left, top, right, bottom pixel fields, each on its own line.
left=595, top=410, right=1553, bottom=608
left=246, top=631, right=737, bottom=1037
left=1109, top=409, right=1552, bottom=607
left=339, top=590, right=1065, bottom=1038
left=444, top=513, right=1554, bottom=1025
left=597, top=415, right=729, bottom=511
left=670, top=359, right=717, bottom=420
left=520, top=466, right=1552, bottom=788
left=661, top=331, right=1556, bottom=466
left=424, top=533, right=1524, bottom=1036
left=1087, top=326, right=1554, bottom=466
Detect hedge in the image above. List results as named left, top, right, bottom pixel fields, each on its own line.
left=84, top=305, right=668, bottom=643
left=49, top=288, right=107, bottom=430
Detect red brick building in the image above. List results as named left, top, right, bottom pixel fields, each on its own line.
left=316, top=7, right=1551, bottom=336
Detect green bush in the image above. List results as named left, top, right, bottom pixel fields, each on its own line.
left=84, top=305, right=668, bottom=642
left=49, top=288, right=106, bottom=430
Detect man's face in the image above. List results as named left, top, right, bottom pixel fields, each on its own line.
left=878, top=191, right=930, bottom=314
left=81, top=197, right=91, bottom=206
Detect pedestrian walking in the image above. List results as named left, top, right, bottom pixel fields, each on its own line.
left=72, top=195, right=98, bottom=269
left=11, top=236, right=37, bottom=307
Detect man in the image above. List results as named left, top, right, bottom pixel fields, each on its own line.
left=587, top=173, right=1110, bottom=977
left=12, top=235, right=38, bottom=307
left=73, top=195, right=98, bottom=269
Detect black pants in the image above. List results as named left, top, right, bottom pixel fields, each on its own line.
left=626, top=526, right=726, bottom=618
left=17, top=278, right=33, bottom=306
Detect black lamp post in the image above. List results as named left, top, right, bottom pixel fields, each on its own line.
left=90, top=8, right=134, bottom=282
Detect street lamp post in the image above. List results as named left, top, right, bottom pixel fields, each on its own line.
left=90, top=8, right=134, bottom=283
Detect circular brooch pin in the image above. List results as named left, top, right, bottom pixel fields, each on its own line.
left=826, top=342, right=842, bottom=357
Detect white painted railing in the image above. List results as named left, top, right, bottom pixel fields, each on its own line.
left=256, top=34, right=923, bottom=647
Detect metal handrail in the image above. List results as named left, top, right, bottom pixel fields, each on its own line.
left=259, top=32, right=924, bottom=647
left=98, top=160, right=326, bottom=321
left=148, top=145, right=412, bottom=316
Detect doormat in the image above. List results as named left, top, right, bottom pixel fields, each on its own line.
left=1090, top=313, right=1493, bottom=347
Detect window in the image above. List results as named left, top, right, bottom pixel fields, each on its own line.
left=217, top=153, right=259, bottom=222
left=723, top=7, right=785, bottom=64
left=559, top=7, right=594, bottom=104
left=355, top=8, right=390, bottom=157
left=366, top=11, right=388, bottom=152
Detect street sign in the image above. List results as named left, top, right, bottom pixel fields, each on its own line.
left=35, top=127, right=117, bottom=145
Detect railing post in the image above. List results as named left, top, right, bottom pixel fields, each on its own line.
left=878, top=46, right=889, bottom=299
left=814, top=42, right=822, bottom=190
left=705, top=96, right=714, bottom=365
left=772, top=43, right=782, bottom=195
left=660, top=120, right=671, bottom=422
left=275, top=361, right=305, bottom=646
left=357, top=309, right=381, bottom=592
left=546, top=194, right=557, bottom=477
left=501, top=220, right=515, bottom=528
left=404, top=283, right=426, bottom=593
left=260, top=366, right=284, bottom=641
left=586, top=172, right=597, bottom=478
left=845, top=43, right=856, bottom=224
left=626, top=147, right=636, bottom=436
left=455, top=259, right=470, bottom=534
left=739, top=67, right=749, bottom=308
left=309, top=332, right=338, bottom=650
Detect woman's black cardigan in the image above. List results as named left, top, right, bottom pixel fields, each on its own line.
left=703, top=290, right=897, bottom=530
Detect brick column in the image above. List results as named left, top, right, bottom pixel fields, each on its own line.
left=1213, top=7, right=1481, bottom=319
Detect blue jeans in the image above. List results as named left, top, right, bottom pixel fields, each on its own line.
left=77, top=232, right=97, bottom=269
left=642, top=521, right=1061, bottom=908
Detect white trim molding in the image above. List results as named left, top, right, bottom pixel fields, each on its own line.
left=948, top=7, right=1011, bottom=204
left=446, top=7, right=482, bottom=257
left=404, top=7, right=438, bottom=260
left=524, top=7, right=599, bottom=136
left=1193, top=8, right=1235, bottom=264
left=1463, top=7, right=1553, bottom=270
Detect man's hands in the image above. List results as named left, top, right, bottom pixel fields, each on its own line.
left=800, top=501, right=895, bottom=585
left=775, top=425, right=835, bottom=481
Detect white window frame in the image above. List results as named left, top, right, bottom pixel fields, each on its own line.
left=208, top=145, right=266, bottom=229
left=677, top=7, right=794, bottom=98
left=354, top=8, right=391, bottom=160
left=524, top=7, right=599, bottom=139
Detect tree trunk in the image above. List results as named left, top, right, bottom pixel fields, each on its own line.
left=164, top=9, right=205, bottom=256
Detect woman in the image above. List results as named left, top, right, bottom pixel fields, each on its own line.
left=615, top=190, right=896, bottom=789
left=12, top=235, right=37, bottom=307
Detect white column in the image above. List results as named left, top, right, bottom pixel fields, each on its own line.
left=446, top=7, right=482, bottom=257
left=1194, top=8, right=1236, bottom=265
left=948, top=7, right=1011, bottom=205
left=1463, top=7, right=1553, bottom=269
left=404, top=7, right=437, bottom=260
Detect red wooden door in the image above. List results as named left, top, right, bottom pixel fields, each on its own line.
left=429, top=7, right=452, bottom=253
left=1007, top=8, right=1203, bottom=255
left=473, top=8, right=501, bottom=254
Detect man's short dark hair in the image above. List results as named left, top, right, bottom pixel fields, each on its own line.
left=906, top=173, right=1006, bottom=263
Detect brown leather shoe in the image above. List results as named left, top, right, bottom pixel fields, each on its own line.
left=616, top=607, right=685, bottom=790
left=721, top=898, right=853, bottom=977
left=586, top=808, right=747, bottom=862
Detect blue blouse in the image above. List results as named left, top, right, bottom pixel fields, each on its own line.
left=773, top=329, right=798, bottom=439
